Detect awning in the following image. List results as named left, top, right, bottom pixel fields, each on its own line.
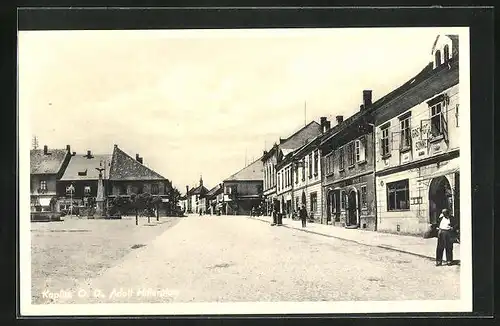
left=417, top=168, right=459, bottom=181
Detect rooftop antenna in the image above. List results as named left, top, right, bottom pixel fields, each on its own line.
left=32, top=136, right=39, bottom=150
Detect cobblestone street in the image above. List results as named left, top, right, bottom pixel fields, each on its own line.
left=53, top=215, right=460, bottom=304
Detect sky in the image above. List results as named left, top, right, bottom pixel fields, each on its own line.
left=19, top=27, right=453, bottom=192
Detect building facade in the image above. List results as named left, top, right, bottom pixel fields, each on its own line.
left=30, top=145, right=72, bottom=212
left=57, top=150, right=112, bottom=212
left=223, top=158, right=264, bottom=215
left=186, top=177, right=209, bottom=214
left=320, top=91, right=377, bottom=230
left=373, top=34, right=460, bottom=235
left=290, top=135, right=324, bottom=223
left=261, top=121, right=323, bottom=216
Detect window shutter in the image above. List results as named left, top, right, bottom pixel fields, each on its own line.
left=361, top=136, right=367, bottom=161
left=391, top=131, right=400, bottom=152
left=441, top=110, right=449, bottom=143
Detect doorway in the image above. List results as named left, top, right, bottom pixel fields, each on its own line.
left=347, top=190, right=358, bottom=227
left=327, top=190, right=341, bottom=223
left=429, top=176, right=453, bottom=224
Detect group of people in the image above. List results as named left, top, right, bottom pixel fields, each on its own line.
left=270, top=204, right=309, bottom=227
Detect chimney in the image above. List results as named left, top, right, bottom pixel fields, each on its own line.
left=336, top=115, right=344, bottom=124
left=72, top=151, right=76, bottom=156
left=186, top=185, right=189, bottom=195
left=325, top=121, right=331, bottom=130
left=320, top=116, right=328, bottom=133
left=86, top=150, right=93, bottom=159
left=199, top=175, right=203, bottom=187
left=363, top=90, right=372, bottom=108
left=360, top=104, right=365, bottom=111
left=138, top=157, right=143, bottom=164
left=43, top=145, right=48, bottom=154
left=66, top=145, right=71, bottom=152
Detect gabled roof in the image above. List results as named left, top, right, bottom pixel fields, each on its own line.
left=109, top=145, right=166, bottom=181
left=224, top=158, right=264, bottom=182
left=188, top=184, right=209, bottom=196
left=206, top=184, right=223, bottom=198
left=280, top=121, right=322, bottom=150
left=60, top=153, right=112, bottom=181
left=30, top=148, right=69, bottom=175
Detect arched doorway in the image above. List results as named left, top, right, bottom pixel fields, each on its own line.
left=429, top=176, right=453, bottom=225
left=347, top=189, right=358, bottom=227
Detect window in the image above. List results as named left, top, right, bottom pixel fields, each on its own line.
left=381, top=126, right=390, bottom=157
left=310, top=192, right=318, bottom=213
left=443, top=45, right=450, bottom=62
left=151, top=184, right=159, bottom=195
left=40, top=180, right=47, bottom=191
left=435, top=49, right=441, bottom=67
left=137, top=185, right=144, bottom=194
left=325, top=153, right=334, bottom=175
left=339, top=147, right=345, bottom=170
left=340, top=191, right=346, bottom=210
left=430, top=102, right=444, bottom=137
left=355, top=137, right=366, bottom=162
left=455, top=104, right=459, bottom=127
left=120, top=185, right=127, bottom=195
left=301, top=159, right=305, bottom=181
left=387, top=179, right=410, bottom=211
left=295, top=165, right=299, bottom=183
left=314, top=151, right=319, bottom=175
left=400, top=116, right=412, bottom=149
left=361, top=185, right=367, bottom=208
left=347, top=142, right=355, bottom=166
left=308, top=154, right=313, bottom=178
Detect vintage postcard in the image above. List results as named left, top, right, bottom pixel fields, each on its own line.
left=18, top=26, right=472, bottom=316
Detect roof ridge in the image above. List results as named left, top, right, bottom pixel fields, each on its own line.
left=113, top=146, right=166, bottom=179
left=281, top=120, right=320, bottom=146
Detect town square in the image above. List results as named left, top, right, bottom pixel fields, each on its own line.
left=19, top=27, right=468, bottom=313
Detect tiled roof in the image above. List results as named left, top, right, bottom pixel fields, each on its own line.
left=30, top=148, right=69, bottom=175
left=280, top=121, right=322, bottom=150
left=109, top=145, right=166, bottom=181
left=188, top=184, right=209, bottom=196
left=60, top=153, right=112, bottom=181
left=224, top=158, right=264, bottom=182
left=206, top=184, right=223, bottom=198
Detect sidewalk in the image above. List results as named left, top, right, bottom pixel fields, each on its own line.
left=248, top=215, right=460, bottom=261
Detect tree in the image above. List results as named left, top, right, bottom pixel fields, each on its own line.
left=167, top=187, right=181, bottom=215
left=109, top=195, right=130, bottom=218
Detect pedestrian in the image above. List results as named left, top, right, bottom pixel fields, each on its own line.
left=300, top=204, right=308, bottom=228
left=435, top=208, right=458, bottom=266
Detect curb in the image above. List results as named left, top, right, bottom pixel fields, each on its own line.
left=248, top=216, right=434, bottom=260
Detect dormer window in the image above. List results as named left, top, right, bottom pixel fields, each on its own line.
left=435, top=49, right=442, bottom=67
left=78, top=169, right=87, bottom=176
left=443, top=44, right=450, bottom=62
